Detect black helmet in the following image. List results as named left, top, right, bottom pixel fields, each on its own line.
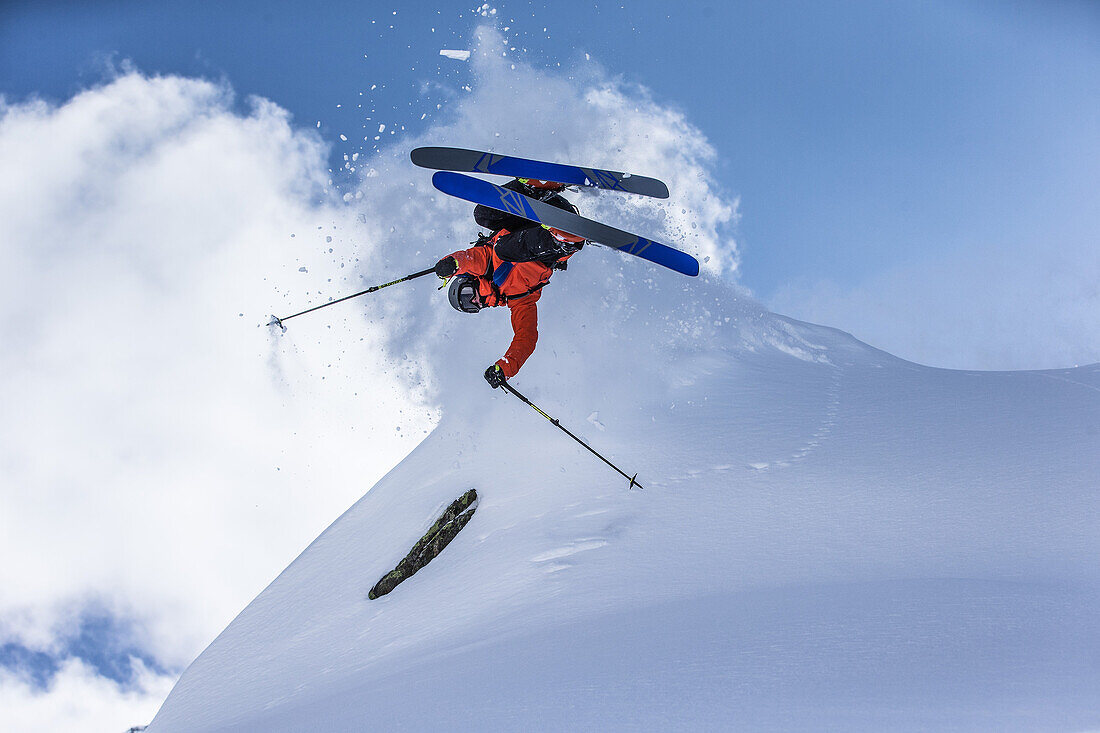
left=448, top=274, right=482, bottom=313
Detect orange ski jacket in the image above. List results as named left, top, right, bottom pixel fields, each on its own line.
left=448, top=231, right=570, bottom=378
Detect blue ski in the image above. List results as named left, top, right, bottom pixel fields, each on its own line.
left=412, top=146, right=670, bottom=199
left=432, top=172, right=699, bottom=277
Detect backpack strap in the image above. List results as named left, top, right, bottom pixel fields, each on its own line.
left=499, top=279, right=549, bottom=303
left=471, top=229, right=548, bottom=305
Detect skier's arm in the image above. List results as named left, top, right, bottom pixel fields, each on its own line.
left=497, top=295, right=539, bottom=379
left=450, top=245, right=492, bottom=276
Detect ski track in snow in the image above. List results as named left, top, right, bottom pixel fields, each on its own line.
left=531, top=539, right=610, bottom=563
left=781, top=362, right=842, bottom=467
left=572, top=508, right=612, bottom=518
left=1032, top=369, right=1100, bottom=397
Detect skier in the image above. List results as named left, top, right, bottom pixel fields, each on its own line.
left=434, top=178, right=585, bottom=388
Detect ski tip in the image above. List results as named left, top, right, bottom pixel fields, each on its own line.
left=431, top=170, right=461, bottom=186
left=409, top=147, right=436, bottom=168
left=412, top=146, right=482, bottom=168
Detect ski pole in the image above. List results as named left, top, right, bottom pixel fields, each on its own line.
left=268, top=267, right=435, bottom=331
left=499, top=381, right=642, bottom=490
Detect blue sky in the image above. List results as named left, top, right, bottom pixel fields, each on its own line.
left=6, top=0, right=1096, bottom=320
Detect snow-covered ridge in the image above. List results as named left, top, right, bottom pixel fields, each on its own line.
left=148, top=280, right=1100, bottom=730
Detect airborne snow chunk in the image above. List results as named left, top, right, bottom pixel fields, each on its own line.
left=439, top=50, right=471, bottom=61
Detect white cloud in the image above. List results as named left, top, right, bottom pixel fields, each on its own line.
left=0, top=71, right=433, bottom=723
left=0, top=658, right=174, bottom=733
left=1, top=25, right=742, bottom=729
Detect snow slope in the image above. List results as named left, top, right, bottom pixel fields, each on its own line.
left=146, top=269, right=1100, bottom=731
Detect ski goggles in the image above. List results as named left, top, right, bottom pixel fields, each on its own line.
left=447, top=275, right=482, bottom=313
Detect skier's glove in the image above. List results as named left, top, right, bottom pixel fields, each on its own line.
left=484, top=364, right=506, bottom=389
left=434, top=256, right=458, bottom=278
